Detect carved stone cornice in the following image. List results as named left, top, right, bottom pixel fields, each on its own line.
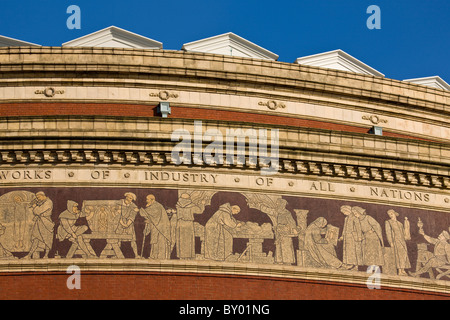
left=0, top=149, right=448, bottom=190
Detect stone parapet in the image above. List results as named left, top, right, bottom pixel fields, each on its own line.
left=0, top=47, right=449, bottom=143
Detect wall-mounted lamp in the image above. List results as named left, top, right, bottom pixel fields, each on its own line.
left=158, top=102, right=171, bottom=118
left=370, top=126, right=383, bottom=136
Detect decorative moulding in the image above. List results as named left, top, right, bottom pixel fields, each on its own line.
left=34, top=87, right=65, bottom=98
left=149, top=90, right=179, bottom=101
left=0, top=149, right=448, bottom=190
left=258, top=100, right=286, bottom=110
left=0, top=35, right=41, bottom=47
left=62, top=26, right=163, bottom=49
left=181, top=32, right=279, bottom=61
left=295, top=49, right=385, bottom=77
left=403, top=76, right=450, bottom=91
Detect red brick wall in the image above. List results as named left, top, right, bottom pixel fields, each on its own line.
left=0, top=102, right=431, bottom=141
left=0, top=272, right=447, bottom=300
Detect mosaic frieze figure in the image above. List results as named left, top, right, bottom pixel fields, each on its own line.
left=339, top=205, right=362, bottom=271
left=175, top=193, right=202, bottom=259
left=352, top=206, right=384, bottom=268
left=0, top=191, right=35, bottom=254
left=385, top=209, right=411, bottom=276
left=139, top=194, right=171, bottom=260
left=304, top=217, right=343, bottom=269
left=0, top=188, right=448, bottom=284
left=24, top=192, right=54, bottom=259
left=410, top=226, right=450, bottom=280
left=57, top=200, right=96, bottom=259
left=116, top=193, right=140, bottom=258
left=204, top=203, right=242, bottom=261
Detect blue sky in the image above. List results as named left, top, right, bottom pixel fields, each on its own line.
left=1, top=0, right=449, bottom=83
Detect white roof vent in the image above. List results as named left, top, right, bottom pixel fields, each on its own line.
left=0, top=35, right=41, bottom=47
left=182, top=32, right=278, bottom=61
left=295, top=49, right=384, bottom=77
left=403, top=76, right=450, bottom=91
left=62, top=26, right=162, bottom=49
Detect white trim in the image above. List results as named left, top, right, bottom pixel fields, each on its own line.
left=62, top=26, right=162, bottom=49
left=182, top=32, right=278, bottom=61
left=0, top=35, right=41, bottom=47
left=403, top=76, right=450, bottom=91
left=295, top=49, right=384, bottom=77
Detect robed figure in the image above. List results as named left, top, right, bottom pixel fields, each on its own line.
left=339, top=205, right=363, bottom=270
left=24, top=192, right=54, bottom=259
left=273, top=199, right=297, bottom=265
left=140, top=195, right=171, bottom=260
left=385, top=209, right=411, bottom=276
left=246, top=195, right=297, bottom=265
left=175, top=193, right=203, bottom=259
left=204, top=203, right=241, bottom=261
left=353, top=206, right=384, bottom=267
left=304, top=217, right=343, bottom=269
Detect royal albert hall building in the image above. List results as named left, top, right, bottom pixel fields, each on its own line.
left=0, top=26, right=449, bottom=300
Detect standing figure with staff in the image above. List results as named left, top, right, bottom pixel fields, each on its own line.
left=139, top=194, right=171, bottom=259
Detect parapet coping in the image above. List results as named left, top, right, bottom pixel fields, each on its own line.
left=0, top=47, right=448, bottom=115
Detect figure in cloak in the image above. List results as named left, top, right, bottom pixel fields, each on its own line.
left=338, top=205, right=363, bottom=271
left=257, top=197, right=297, bottom=265
left=175, top=193, right=203, bottom=259
left=204, top=203, right=242, bottom=261
left=23, top=192, right=54, bottom=259
left=304, top=217, right=344, bottom=269
left=139, top=194, right=171, bottom=260
left=273, top=199, right=297, bottom=265
left=385, top=209, right=411, bottom=276
left=352, top=206, right=384, bottom=268
left=115, top=192, right=140, bottom=258
left=57, top=200, right=97, bottom=258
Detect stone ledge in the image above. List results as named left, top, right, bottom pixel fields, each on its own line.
left=0, top=259, right=447, bottom=295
